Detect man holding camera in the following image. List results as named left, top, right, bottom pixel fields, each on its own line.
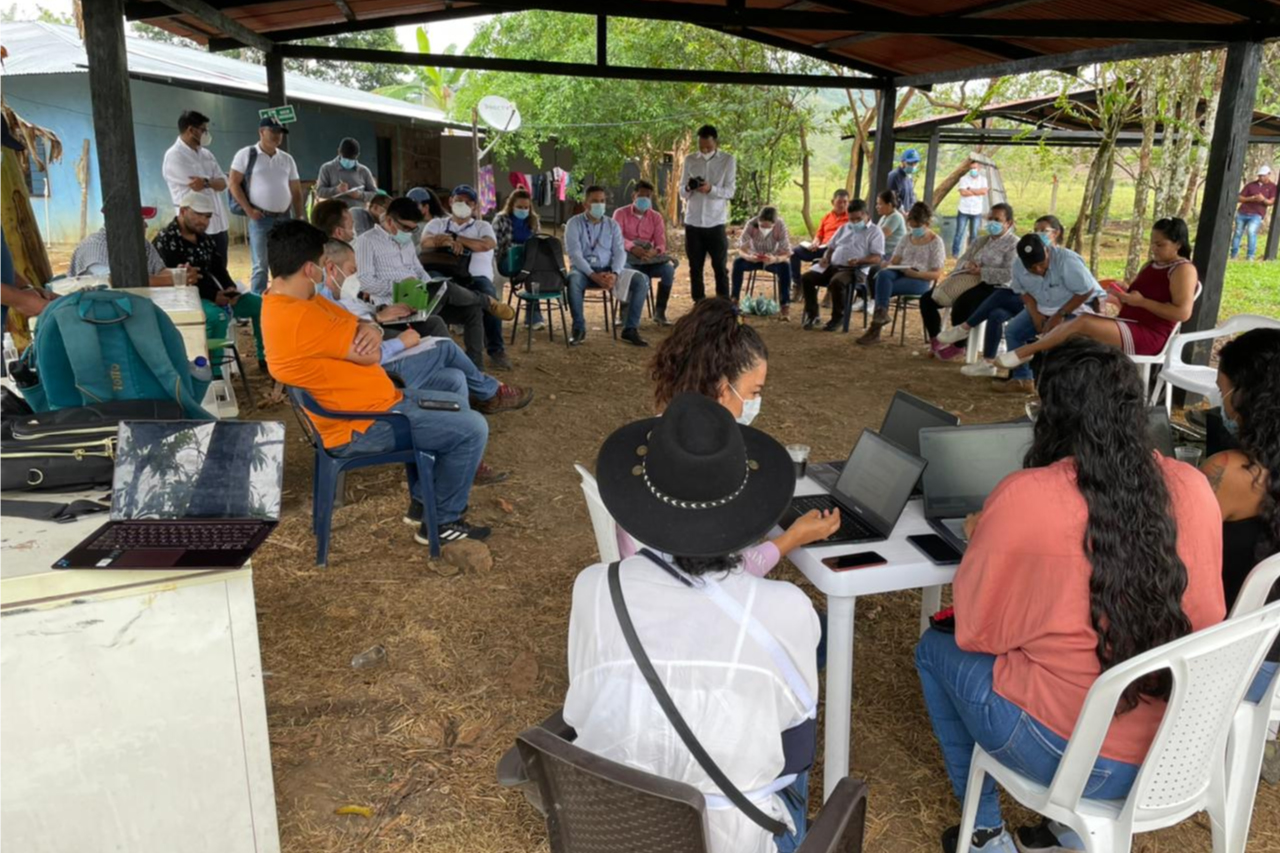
left=679, top=124, right=736, bottom=302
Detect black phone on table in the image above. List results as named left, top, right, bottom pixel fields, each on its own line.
left=822, top=551, right=887, bottom=571
left=907, top=533, right=963, bottom=565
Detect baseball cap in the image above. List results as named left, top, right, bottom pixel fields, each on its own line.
left=259, top=116, right=289, bottom=134
left=1016, top=233, right=1047, bottom=269
left=1258, top=165, right=1273, bottom=176
left=406, top=187, right=433, bottom=205
left=452, top=184, right=478, bottom=201
left=902, top=148, right=921, bottom=163
left=179, top=191, right=215, bottom=214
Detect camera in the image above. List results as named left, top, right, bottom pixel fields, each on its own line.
left=686, top=176, right=706, bottom=192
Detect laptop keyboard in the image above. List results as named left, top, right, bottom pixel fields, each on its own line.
left=89, top=522, right=262, bottom=551
left=789, top=496, right=880, bottom=543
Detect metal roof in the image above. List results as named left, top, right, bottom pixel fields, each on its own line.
left=0, top=21, right=467, bottom=130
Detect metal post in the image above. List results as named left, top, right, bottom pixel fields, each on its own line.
left=472, top=106, right=481, bottom=190
left=1188, top=40, right=1262, bottom=356
left=597, top=16, right=607, bottom=67
left=266, top=51, right=288, bottom=152
left=82, top=0, right=148, bottom=287
left=869, top=88, right=897, bottom=202
left=854, top=144, right=864, bottom=200
left=924, top=126, right=941, bottom=208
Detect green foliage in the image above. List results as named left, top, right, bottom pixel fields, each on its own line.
left=373, top=28, right=467, bottom=113
left=1, top=3, right=72, bottom=24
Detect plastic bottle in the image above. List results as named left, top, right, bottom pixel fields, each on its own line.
left=351, top=645, right=387, bottom=669
left=190, top=355, right=213, bottom=383
left=2, top=333, right=17, bottom=368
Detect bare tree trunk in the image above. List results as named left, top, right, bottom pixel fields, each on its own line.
left=1156, top=54, right=1203, bottom=218
left=1125, top=64, right=1160, bottom=280
left=931, top=157, right=976, bottom=210
left=796, top=122, right=815, bottom=237
left=1088, top=138, right=1118, bottom=273
left=668, top=134, right=688, bottom=226
left=1180, top=51, right=1224, bottom=220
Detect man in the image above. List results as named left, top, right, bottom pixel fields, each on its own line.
left=679, top=124, right=736, bottom=301
left=316, top=137, right=377, bottom=209
left=1230, top=164, right=1276, bottom=261
left=153, top=191, right=265, bottom=370
left=952, top=163, right=988, bottom=258
left=161, top=110, right=230, bottom=268
left=353, top=196, right=513, bottom=371
left=69, top=206, right=184, bottom=287
left=565, top=186, right=649, bottom=347
left=353, top=191, right=391, bottom=237
left=799, top=199, right=884, bottom=332
left=311, top=198, right=356, bottom=244
left=320, top=239, right=532, bottom=418
left=261, top=220, right=492, bottom=544
left=228, top=116, right=303, bottom=295
left=886, top=149, right=921, bottom=213
left=406, top=186, right=445, bottom=247
left=1001, top=233, right=1106, bottom=394
left=614, top=179, right=677, bottom=326
left=422, top=185, right=512, bottom=370
left=789, top=189, right=849, bottom=285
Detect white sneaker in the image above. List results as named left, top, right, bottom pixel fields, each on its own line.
left=849, top=298, right=866, bottom=314
left=995, top=351, right=1028, bottom=370
left=938, top=325, right=970, bottom=345
left=961, top=361, right=998, bottom=377
left=529, top=320, right=547, bottom=331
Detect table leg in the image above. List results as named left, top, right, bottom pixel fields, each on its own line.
left=822, top=594, right=856, bottom=801
left=920, top=585, right=943, bottom=636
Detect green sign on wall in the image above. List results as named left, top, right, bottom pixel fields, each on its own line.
left=258, top=105, right=297, bottom=125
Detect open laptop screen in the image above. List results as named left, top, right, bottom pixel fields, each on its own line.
left=880, top=391, right=960, bottom=457
left=833, top=429, right=927, bottom=534
left=918, top=423, right=1033, bottom=520
left=112, top=421, right=286, bottom=521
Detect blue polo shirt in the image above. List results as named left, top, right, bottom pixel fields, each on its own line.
left=1011, top=246, right=1105, bottom=316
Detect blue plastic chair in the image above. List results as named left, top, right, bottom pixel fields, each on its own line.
left=286, top=387, right=440, bottom=565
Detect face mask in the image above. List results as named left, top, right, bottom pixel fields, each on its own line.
left=308, top=264, right=326, bottom=296
left=1037, top=231, right=1053, bottom=247
left=968, top=169, right=979, bottom=178
left=391, top=229, right=412, bottom=246
left=199, top=130, right=212, bottom=147
left=339, top=271, right=362, bottom=302
left=1223, top=412, right=1239, bottom=436
left=905, top=165, right=917, bottom=174
left=985, top=221, right=1004, bottom=236
left=759, top=222, right=774, bottom=235
left=339, top=157, right=357, bottom=170
left=513, top=207, right=530, bottom=220
left=911, top=226, right=927, bottom=237
left=451, top=201, right=473, bottom=219
left=851, top=220, right=867, bottom=231
left=633, top=197, right=652, bottom=212
left=589, top=202, right=607, bottom=219
left=700, top=150, right=715, bottom=160
left=729, top=383, right=762, bottom=426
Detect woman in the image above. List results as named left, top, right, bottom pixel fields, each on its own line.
left=637, top=297, right=839, bottom=571
left=566, top=392, right=822, bottom=853
left=1202, top=328, right=1280, bottom=717
left=493, top=189, right=544, bottom=328
left=858, top=201, right=945, bottom=346
left=876, top=189, right=907, bottom=247
left=915, top=338, right=1224, bottom=853
left=732, top=206, right=794, bottom=318
left=995, top=218, right=1197, bottom=371
left=943, top=214, right=1064, bottom=378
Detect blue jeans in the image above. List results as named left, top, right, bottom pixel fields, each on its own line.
left=1247, top=661, right=1279, bottom=705
left=332, top=386, right=488, bottom=525
left=629, top=259, right=677, bottom=317
left=953, top=213, right=981, bottom=257
left=1231, top=213, right=1264, bottom=259
left=1003, top=309, right=1039, bottom=380
left=464, top=275, right=504, bottom=356
left=732, top=258, right=793, bottom=306
left=567, top=268, right=649, bottom=334
left=873, top=268, right=933, bottom=312
left=915, top=629, right=1139, bottom=831
left=248, top=213, right=289, bottom=294
left=385, top=339, right=500, bottom=400
left=961, top=289, right=1025, bottom=360
left=773, top=771, right=810, bottom=852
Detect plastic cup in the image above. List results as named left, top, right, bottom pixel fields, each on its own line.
left=1174, top=446, right=1203, bottom=467
left=786, top=444, right=810, bottom=480
left=170, top=267, right=189, bottom=288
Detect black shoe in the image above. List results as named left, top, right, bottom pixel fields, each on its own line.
left=823, top=319, right=842, bottom=332
left=802, top=313, right=820, bottom=330
left=621, top=328, right=649, bottom=347
left=654, top=311, right=672, bottom=327
left=941, top=825, right=1012, bottom=853
left=420, top=519, right=491, bottom=545
left=569, top=329, right=587, bottom=346
left=404, top=499, right=423, bottom=526
left=488, top=351, right=513, bottom=371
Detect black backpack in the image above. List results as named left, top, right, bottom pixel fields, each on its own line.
left=512, top=235, right=568, bottom=295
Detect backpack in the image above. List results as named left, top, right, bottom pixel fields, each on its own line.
left=512, top=235, right=568, bottom=295
left=22, top=290, right=212, bottom=418
left=228, top=147, right=258, bottom=216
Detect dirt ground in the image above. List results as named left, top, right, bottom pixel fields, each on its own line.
left=46, top=242, right=1280, bottom=852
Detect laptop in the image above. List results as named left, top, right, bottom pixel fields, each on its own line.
left=810, top=390, right=959, bottom=493
left=780, top=429, right=927, bottom=546
left=54, top=420, right=285, bottom=570
left=918, top=422, right=1034, bottom=557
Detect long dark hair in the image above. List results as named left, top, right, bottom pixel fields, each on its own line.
left=1152, top=217, right=1193, bottom=259
left=650, top=297, right=768, bottom=412
left=1034, top=214, right=1064, bottom=245
left=1219, top=328, right=1280, bottom=561
left=1027, top=339, right=1192, bottom=712
left=673, top=554, right=744, bottom=576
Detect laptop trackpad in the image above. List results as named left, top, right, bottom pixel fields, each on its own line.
left=115, top=549, right=185, bottom=568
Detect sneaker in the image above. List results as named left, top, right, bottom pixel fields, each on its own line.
left=404, top=499, right=423, bottom=526
left=822, top=319, right=842, bottom=332
left=421, top=518, right=491, bottom=545
left=569, top=329, right=587, bottom=346
left=528, top=319, right=547, bottom=331
left=473, top=461, right=510, bottom=486
left=621, top=328, right=649, bottom=347
left=992, top=378, right=1036, bottom=395
left=995, top=351, right=1028, bottom=370
left=938, top=324, right=971, bottom=345
left=472, top=383, right=534, bottom=414
left=849, top=297, right=866, bottom=314
left=934, top=344, right=965, bottom=361
left=942, top=825, right=1018, bottom=853
left=1014, top=819, right=1085, bottom=852
left=485, top=297, right=516, bottom=321
left=802, top=313, right=820, bottom=330
left=961, top=361, right=999, bottom=378
left=488, top=351, right=514, bottom=371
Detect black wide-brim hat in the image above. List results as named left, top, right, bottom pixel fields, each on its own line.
left=596, top=392, right=795, bottom=558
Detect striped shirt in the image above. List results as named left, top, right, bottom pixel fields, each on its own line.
left=354, top=225, right=430, bottom=305
left=69, top=229, right=166, bottom=278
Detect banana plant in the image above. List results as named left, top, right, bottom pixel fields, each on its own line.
left=373, top=27, right=467, bottom=114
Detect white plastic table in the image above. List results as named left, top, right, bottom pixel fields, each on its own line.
left=774, top=476, right=958, bottom=801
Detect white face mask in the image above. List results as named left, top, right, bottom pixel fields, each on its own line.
left=451, top=201, right=473, bottom=219
left=700, top=150, right=715, bottom=160
left=759, top=222, right=774, bottom=236
left=729, top=382, right=762, bottom=426
left=339, top=270, right=362, bottom=302
left=200, top=130, right=212, bottom=147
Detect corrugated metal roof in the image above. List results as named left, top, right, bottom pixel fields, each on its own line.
left=0, top=21, right=468, bottom=130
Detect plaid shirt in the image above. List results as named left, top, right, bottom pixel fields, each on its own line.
left=354, top=224, right=429, bottom=305
left=69, top=228, right=166, bottom=278
left=152, top=217, right=235, bottom=302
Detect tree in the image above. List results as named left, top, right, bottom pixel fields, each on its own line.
left=374, top=28, right=467, bottom=112
left=1, top=3, right=73, bottom=24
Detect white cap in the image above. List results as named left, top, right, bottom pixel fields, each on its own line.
left=1258, top=165, right=1273, bottom=176
left=179, top=191, right=215, bottom=214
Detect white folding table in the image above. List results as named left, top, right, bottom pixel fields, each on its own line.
left=775, top=476, right=958, bottom=801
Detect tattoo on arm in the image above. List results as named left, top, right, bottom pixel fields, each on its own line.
left=1203, top=461, right=1227, bottom=494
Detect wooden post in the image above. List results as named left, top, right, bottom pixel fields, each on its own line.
left=853, top=144, right=864, bottom=200
left=924, top=127, right=940, bottom=207
left=1266, top=200, right=1280, bottom=262
left=266, top=51, right=288, bottom=151
left=869, top=88, right=897, bottom=202
left=82, top=0, right=148, bottom=287
left=1188, top=40, right=1262, bottom=357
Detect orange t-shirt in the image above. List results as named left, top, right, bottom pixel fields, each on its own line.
left=816, top=211, right=849, bottom=245
left=261, top=292, right=402, bottom=448
left=955, top=455, right=1225, bottom=765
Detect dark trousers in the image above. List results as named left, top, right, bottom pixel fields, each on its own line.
left=437, top=281, right=487, bottom=370
left=920, top=282, right=997, bottom=340
left=381, top=316, right=450, bottom=341
left=789, top=244, right=825, bottom=283
left=210, top=230, right=229, bottom=271
left=801, top=266, right=864, bottom=324
left=685, top=224, right=729, bottom=301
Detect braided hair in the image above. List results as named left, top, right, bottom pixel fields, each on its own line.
left=650, top=297, right=768, bottom=413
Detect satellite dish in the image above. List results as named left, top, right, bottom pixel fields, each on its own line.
left=477, top=95, right=522, bottom=133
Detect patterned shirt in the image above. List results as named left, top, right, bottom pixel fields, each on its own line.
left=151, top=217, right=235, bottom=303
left=738, top=218, right=792, bottom=258
left=69, top=228, right=166, bottom=278
left=354, top=225, right=430, bottom=305
left=954, top=228, right=1019, bottom=287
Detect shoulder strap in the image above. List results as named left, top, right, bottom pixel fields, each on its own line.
left=243, top=147, right=257, bottom=190
left=115, top=296, right=210, bottom=417
left=607, top=560, right=787, bottom=836
left=56, top=292, right=112, bottom=403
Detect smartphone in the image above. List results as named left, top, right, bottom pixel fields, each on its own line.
left=822, top=551, right=887, bottom=571
left=1101, top=279, right=1126, bottom=295
left=417, top=399, right=462, bottom=412
left=907, top=533, right=963, bottom=565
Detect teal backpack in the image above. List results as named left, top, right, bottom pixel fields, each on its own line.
left=23, top=290, right=212, bottom=418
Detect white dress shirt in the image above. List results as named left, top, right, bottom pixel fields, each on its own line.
left=565, top=555, right=820, bottom=853
left=679, top=150, right=737, bottom=228
left=229, top=143, right=298, bottom=214
left=956, top=173, right=988, bottom=215
left=354, top=225, right=430, bottom=305
left=826, top=222, right=886, bottom=269
left=161, top=137, right=228, bottom=235
left=424, top=216, right=496, bottom=280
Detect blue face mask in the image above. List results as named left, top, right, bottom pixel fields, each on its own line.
left=985, top=221, right=1004, bottom=236
left=633, top=197, right=652, bottom=212
left=339, top=157, right=357, bottom=170
left=851, top=219, right=868, bottom=231
left=1224, top=412, right=1240, bottom=436
left=391, top=230, right=412, bottom=246
left=513, top=208, right=530, bottom=220
left=969, top=169, right=979, bottom=178
left=1038, top=231, right=1053, bottom=247
left=589, top=202, right=607, bottom=219
left=911, top=226, right=927, bottom=238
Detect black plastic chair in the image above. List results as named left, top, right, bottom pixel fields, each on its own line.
left=744, top=266, right=780, bottom=303
left=285, top=386, right=440, bottom=565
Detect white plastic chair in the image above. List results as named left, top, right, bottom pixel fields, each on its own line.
left=964, top=321, right=987, bottom=364
left=1150, top=313, right=1280, bottom=416
left=956, top=600, right=1280, bottom=853
left=1224, top=553, right=1280, bottom=853
left=1130, top=282, right=1200, bottom=405
left=574, top=463, right=621, bottom=563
